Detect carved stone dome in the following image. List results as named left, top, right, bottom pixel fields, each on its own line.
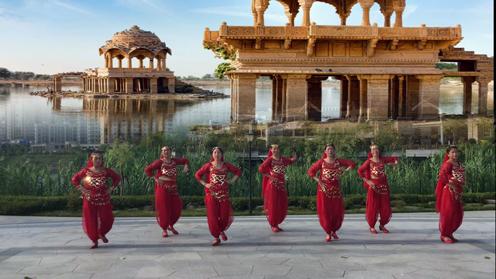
left=99, top=25, right=171, bottom=57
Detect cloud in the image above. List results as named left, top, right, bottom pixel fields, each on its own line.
left=192, top=6, right=251, bottom=18
left=192, top=6, right=286, bottom=24
left=404, top=4, right=417, bottom=18
left=49, top=0, right=93, bottom=16
left=0, top=5, right=28, bottom=26
left=115, top=0, right=169, bottom=13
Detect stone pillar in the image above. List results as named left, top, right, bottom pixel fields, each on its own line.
left=307, top=77, right=323, bottom=121
left=118, top=58, right=123, bottom=68
left=350, top=78, right=360, bottom=120
left=397, top=76, right=405, bottom=117
left=393, top=0, right=405, bottom=28
left=339, top=11, right=350, bottom=25
left=150, top=78, right=158, bottom=94
left=54, top=76, right=62, bottom=92
left=107, top=78, right=113, bottom=94
left=284, top=9, right=297, bottom=26
left=298, top=0, right=314, bottom=27
left=416, top=75, right=442, bottom=119
left=156, top=58, right=162, bottom=70
left=345, top=75, right=352, bottom=119
left=345, top=76, right=360, bottom=119
left=406, top=76, right=420, bottom=118
left=125, top=78, right=133, bottom=94
left=231, top=74, right=257, bottom=122
left=168, top=78, right=175, bottom=93
left=462, top=76, right=475, bottom=115
left=253, top=0, right=269, bottom=26
left=358, top=77, right=368, bottom=122
left=162, top=58, right=167, bottom=70
left=477, top=78, right=489, bottom=115
left=149, top=58, right=154, bottom=69
left=127, top=57, right=132, bottom=69
left=383, top=11, right=393, bottom=27
left=139, top=58, right=144, bottom=69
left=272, top=75, right=286, bottom=122
left=365, top=75, right=390, bottom=120
left=359, top=0, right=374, bottom=26
left=285, top=74, right=308, bottom=121
left=389, top=76, right=400, bottom=119
left=340, top=77, right=349, bottom=118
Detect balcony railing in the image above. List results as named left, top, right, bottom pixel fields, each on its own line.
left=206, top=24, right=461, bottom=42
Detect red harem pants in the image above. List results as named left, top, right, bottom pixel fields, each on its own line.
left=317, top=189, right=344, bottom=233
left=155, top=182, right=182, bottom=231
left=264, top=182, right=288, bottom=227
left=438, top=187, right=463, bottom=237
left=82, top=199, right=114, bottom=243
left=365, top=186, right=391, bottom=228
left=205, top=194, right=233, bottom=238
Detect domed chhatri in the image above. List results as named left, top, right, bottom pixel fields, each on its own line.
left=99, top=25, right=171, bottom=57
left=82, top=26, right=175, bottom=94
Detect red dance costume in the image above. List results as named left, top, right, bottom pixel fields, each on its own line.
left=71, top=167, right=120, bottom=244
left=308, top=158, right=355, bottom=235
left=145, top=158, right=189, bottom=234
left=259, top=154, right=296, bottom=229
left=357, top=155, right=398, bottom=229
left=195, top=162, right=242, bottom=239
left=436, top=158, right=465, bottom=239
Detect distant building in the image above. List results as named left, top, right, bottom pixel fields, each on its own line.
left=82, top=25, right=175, bottom=94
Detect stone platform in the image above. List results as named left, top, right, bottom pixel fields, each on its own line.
left=0, top=211, right=494, bottom=279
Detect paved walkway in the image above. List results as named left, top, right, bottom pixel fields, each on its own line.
left=0, top=211, right=494, bottom=279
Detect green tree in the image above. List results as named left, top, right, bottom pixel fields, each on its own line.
left=0, top=68, right=11, bottom=79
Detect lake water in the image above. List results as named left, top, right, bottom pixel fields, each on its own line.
left=0, top=83, right=492, bottom=146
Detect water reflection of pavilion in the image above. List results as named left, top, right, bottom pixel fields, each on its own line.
left=82, top=97, right=193, bottom=144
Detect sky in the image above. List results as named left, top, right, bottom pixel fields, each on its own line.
left=0, top=0, right=493, bottom=77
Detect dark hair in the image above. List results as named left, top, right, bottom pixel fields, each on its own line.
left=446, top=145, right=458, bottom=154
left=89, top=150, right=103, bottom=156
left=325, top=144, right=336, bottom=150
left=212, top=146, right=223, bottom=154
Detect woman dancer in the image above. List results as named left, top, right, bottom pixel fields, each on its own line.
left=357, top=144, right=398, bottom=234
left=144, top=146, right=189, bottom=238
left=308, top=144, right=355, bottom=242
left=258, top=144, right=297, bottom=232
left=71, top=151, right=121, bottom=248
left=436, top=145, right=465, bottom=244
left=195, top=147, right=241, bottom=246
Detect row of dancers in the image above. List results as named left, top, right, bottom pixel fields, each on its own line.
left=71, top=144, right=465, bottom=248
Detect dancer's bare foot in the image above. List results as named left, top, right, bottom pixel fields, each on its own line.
left=168, top=225, right=179, bottom=235
left=325, top=234, right=332, bottom=242
left=99, top=235, right=108, bottom=243
left=441, top=236, right=454, bottom=244
left=369, top=227, right=378, bottom=234
left=90, top=241, right=98, bottom=249
left=220, top=231, right=228, bottom=241
left=331, top=231, right=339, bottom=240
left=379, top=225, right=390, bottom=233
left=212, top=238, right=221, bottom=246
left=162, top=231, right=168, bottom=238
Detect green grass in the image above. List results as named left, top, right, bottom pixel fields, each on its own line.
left=0, top=129, right=494, bottom=197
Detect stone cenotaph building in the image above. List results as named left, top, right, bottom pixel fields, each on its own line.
left=82, top=25, right=175, bottom=94
left=204, top=0, right=493, bottom=122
